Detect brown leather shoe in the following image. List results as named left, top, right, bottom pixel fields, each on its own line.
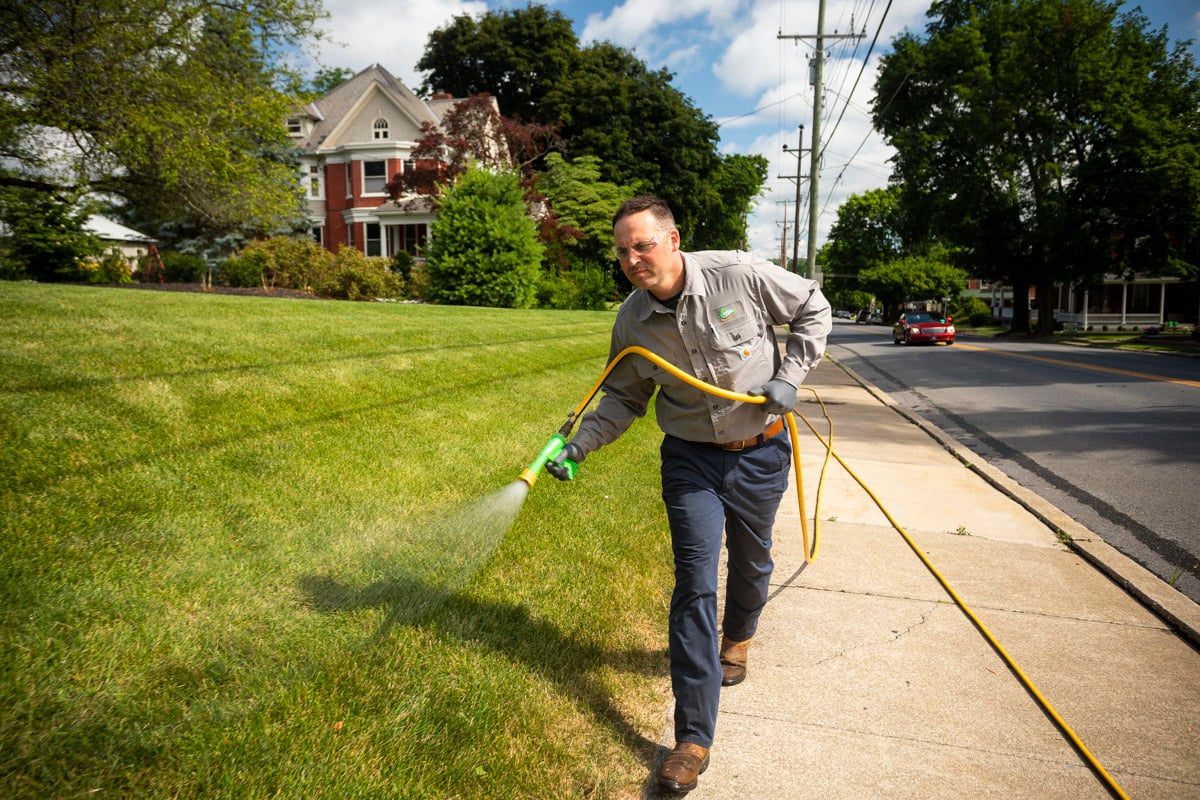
left=720, top=635, right=751, bottom=686
left=657, top=741, right=710, bottom=793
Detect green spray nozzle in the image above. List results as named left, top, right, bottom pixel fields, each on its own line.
left=518, top=433, right=578, bottom=487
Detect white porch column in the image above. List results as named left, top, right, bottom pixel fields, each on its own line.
left=1121, top=282, right=1128, bottom=325
left=1082, top=289, right=1089, bottom=330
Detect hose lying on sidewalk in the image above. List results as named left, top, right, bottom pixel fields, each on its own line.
left=557, top=346, right=1129, bottom=800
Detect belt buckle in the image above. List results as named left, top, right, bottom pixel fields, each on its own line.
left=726, top=440, right=747, bottom=452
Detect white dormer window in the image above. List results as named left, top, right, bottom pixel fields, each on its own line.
left=373, top=117, right=389, bottom=140
left=286, top=116, right=303, bottom=137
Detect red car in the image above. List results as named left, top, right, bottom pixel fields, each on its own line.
left=893, top=312, right=955, bottom=345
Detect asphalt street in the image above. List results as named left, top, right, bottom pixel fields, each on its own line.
left=824, top=320, right=1200, bottom=603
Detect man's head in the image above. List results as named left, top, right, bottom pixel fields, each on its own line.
left=612, top=195, right=684, bottom=300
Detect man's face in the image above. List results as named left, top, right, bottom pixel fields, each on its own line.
left=613, top=210, right=683, bottom=299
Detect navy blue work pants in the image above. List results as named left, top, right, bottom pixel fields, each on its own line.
left=660, top=428, right=791, bottom=748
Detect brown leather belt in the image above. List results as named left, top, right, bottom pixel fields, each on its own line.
left=710, top=417, right=785, bottom=451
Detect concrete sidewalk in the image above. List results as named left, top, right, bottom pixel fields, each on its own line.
left=649, top=358, right=1200, bottom=799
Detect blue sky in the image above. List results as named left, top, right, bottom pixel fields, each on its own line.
left=311, top=0, right=1200, bottom=257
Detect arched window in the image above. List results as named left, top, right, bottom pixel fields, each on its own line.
left=373, top=118, right=389, bottom=140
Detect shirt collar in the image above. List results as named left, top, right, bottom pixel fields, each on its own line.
left=635, top=253, right=707, bottom=321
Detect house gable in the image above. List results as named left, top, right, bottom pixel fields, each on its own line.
left=320, top=83, right=429, bottom=151
left=302, top=64, right=440, bottom=154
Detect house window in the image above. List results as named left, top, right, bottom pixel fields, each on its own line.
left=287, top=117, right=303, bottom=136
left=309, top=165, right=321, bottom=198
left=312, top=226, right=323, bottom=246
left=365, top=223, right=382, bottom=257
left=363, top=160, right=387, bottom=194
left=373, top=118, right=390, bottom=140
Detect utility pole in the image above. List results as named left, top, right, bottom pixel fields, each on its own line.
left=780, top=125, right=805, bottom=274
left=777, top=201, right=787, bottom=267
left=780, top=4, right=864, bottom=279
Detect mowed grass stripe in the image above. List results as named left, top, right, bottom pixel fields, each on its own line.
left=1, top=283, right=671, bottom=799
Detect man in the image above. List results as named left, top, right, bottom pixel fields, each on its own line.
left=547, top=196, right=831, bottom=793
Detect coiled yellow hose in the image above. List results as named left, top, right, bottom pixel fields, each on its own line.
left=563, top=344, right=1128, bottom=800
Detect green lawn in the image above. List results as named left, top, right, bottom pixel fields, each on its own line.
left=1, top=283, right=673, bottom=799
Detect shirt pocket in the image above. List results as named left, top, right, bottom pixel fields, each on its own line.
left=705, top=298, right=759, bottom=353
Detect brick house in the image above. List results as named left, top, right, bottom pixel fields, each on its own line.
left=288, top=64, right=478, bottom=259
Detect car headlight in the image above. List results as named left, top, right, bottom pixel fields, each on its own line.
left=946, top=326, right=955, bottom=333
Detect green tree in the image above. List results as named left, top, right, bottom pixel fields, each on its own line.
left=0, top=0, right=324, bottom=249
left=425, top=165, right=544, bottom=308
left=308, top=66, right=354, bottom=97
left=0, top=188, right=102, bottom=281
left=417, top=5, right=745, bottom=250
left=692, top=154, right=769, bottom=250
left=537, top=153, right=631, bottom=269
left=544, top=41, right=722, bottom=248
left=859, top=250, right=968, bottom=321
left=874, top=0, right=1200, bottom=333
left=534, top=153, right=630, bottom=308
left=417, top=5, right=580, bottom=124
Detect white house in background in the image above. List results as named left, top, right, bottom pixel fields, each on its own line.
left=964, top=274, right=1198, bottom=329
left=85, top=215, right=156, bottom=269
left=288, top=64, right=492, bottom=260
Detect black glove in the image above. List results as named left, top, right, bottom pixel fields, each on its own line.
left=545, top=442, right=585, bottom=481
left=748, top=379, right=797, bottom=415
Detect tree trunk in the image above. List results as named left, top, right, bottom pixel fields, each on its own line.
left=1036, top=281, right=1056, bottom=335
left=1010, top=278, right=1031, bottom=332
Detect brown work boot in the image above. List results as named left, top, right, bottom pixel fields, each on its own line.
left=719, top=635, right=751, bottom=686
left=657, top=741, right=710, bottom=793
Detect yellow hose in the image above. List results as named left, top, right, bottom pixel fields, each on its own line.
left=565, top=345, right=822, bottom=562
left=565, top=345, right=1128, bottom=799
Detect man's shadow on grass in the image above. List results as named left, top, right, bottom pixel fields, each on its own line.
left=297, top=571, right=671, bottom=782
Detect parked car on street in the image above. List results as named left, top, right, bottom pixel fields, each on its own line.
left=834, top=309, right=852, bottom=319
left=893, top=311, right=955, bottom=345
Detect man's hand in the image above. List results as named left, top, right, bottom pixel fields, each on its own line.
left=747, top=379, right=797, bottom=415
left=545, top=442, right=585, bottom=481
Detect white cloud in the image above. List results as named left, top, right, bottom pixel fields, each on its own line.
left=579, top=0, right=734, bottom=49
left=314, top=0, right=488, bottom=88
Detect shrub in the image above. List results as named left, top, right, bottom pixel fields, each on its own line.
left=951, top=295, right=990, bottom=323
left=315, top=247, right=403, bottom=300
left=94, top=250, right=134, bottom=283
left=157, top=250, right=206, bottom=283
left=535, top=273, right=577, bottom=310
left=405, top=262, right=431, bottom=300
left=217, top=252, right=262, bottom=287
left=425, top=166, right=544, bottom=308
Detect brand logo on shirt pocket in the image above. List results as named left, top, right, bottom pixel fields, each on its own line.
left=717, top=306, right=737, bottom=321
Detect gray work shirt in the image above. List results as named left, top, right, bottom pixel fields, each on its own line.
left=571, top=250, right=832, bottom=454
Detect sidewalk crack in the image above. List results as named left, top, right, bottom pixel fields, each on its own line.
left=814, top=601, right=940, bottom=666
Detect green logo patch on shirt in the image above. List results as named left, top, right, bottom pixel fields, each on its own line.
left=717, top=306, right=736, bottom=321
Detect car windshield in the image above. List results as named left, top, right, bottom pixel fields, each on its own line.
left=906, top=313, right=935, bottom=323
